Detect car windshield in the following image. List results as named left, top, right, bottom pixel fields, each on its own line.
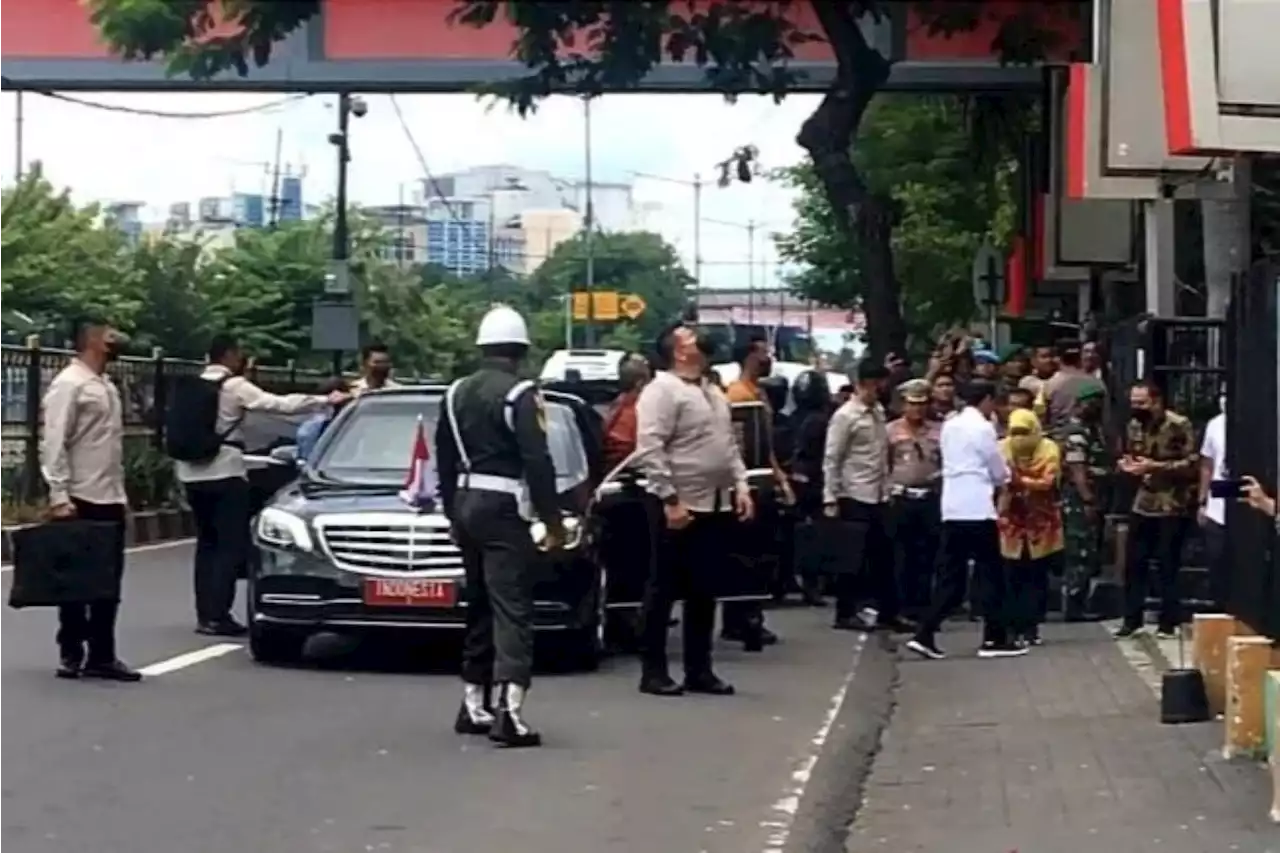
left=313, top=394, right=590, bottom=494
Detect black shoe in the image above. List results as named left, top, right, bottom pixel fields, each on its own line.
left=196, top=619, right=248, bottom=637
left=977, top=642, right=1028, bottom=659
left=877, top=616, right=917, bottom=634
left=638, top=674, right=685, bottom=696
left=56, top=657, right=83, bottom=680
left=488, top=683, right=541, bottom=748
left=684, top=672, right=735, bottom=695
left=1112, top=624, right=1144, bottom=639
left=832, top=615, right=875, bottom=632
left=801, top=590, right=827, bottom=607
left=82, top=660, right=143, bottom=682
left=905, top=637, right=946, bottom=660
left=759, top=626, right=779, bottom=645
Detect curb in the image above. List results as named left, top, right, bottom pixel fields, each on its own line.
left=1, top=507, right=195, bottom=563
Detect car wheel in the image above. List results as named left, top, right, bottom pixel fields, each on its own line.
left=248, top=623, right=308, bottom=666
left=563, top=566, right=605, bottom=673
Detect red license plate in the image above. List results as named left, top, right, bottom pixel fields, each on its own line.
left=363, top=578, right=457, bottom=607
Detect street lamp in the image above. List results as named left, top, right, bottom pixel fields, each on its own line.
left=325, top=93, right=367, bottom=375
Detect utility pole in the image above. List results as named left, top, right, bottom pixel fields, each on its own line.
left=747, top=219, right=756, bottom=324
left=583, top=97, right=597, bottom=347
left=14, top=91, right=24, bottom=181
left=267, top=128, right=283, bottom=227
left=322, top=93, right=366, bottom=376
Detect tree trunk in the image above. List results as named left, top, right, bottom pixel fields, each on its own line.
left=794, top=22, right=903, bottom=362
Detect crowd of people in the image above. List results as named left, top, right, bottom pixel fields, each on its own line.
left=33, top=310, right=1277, bottom=749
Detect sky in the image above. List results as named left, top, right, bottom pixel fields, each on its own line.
left=0, top=90, right=824, bottom=293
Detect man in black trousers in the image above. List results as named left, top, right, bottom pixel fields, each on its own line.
left=40, top=317, right=140, bottom=681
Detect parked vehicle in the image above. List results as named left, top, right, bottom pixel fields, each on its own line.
left=246, top=386, right=621, bottom=671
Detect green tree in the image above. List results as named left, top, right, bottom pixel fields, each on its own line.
left=776, top=95, right=1020, bottom=350
left=86, top=0, right=1085, bottom=360
left=529, top=231, right=694, bottom=347
left=128, top=237, right=214, bottom=358
left=1, top=165, right=141, bottom=338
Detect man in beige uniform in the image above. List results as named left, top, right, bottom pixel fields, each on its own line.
left=40, top=318, right=140, bottom=681
left=634, top=324, right=754, bottom=698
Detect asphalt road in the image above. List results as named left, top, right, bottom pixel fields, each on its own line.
left=2, top=544, right=893, bottom=853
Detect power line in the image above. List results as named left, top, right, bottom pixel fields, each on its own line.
left=388, top=93, right=466, bottom=224
left=34, top=91, right=311, bottom=119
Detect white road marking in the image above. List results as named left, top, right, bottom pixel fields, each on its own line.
left=1, top=537, right=193, bottom=572
left=760, top=632, right=868, bottom=853
left=137, top=642, right=244, bottom=677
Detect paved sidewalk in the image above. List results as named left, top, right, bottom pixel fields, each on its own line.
left=847, top=623, right=1279, bottom=853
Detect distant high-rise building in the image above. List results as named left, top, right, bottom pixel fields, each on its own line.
left=424, top=198, right=491, bottom=276
left=103, top=201, right=144, bottom=245
left=278, top=176, right=303, bottom=223
left=232, top=193, right=265, bottom=228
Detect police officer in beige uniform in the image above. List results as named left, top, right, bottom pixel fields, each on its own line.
left=40, top=318, right=140, bottom=682
left=886, top=379, right=943, bottom=620
left=436, top=306, right=564, bottom=748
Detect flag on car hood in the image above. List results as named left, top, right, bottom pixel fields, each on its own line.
left=399, top=416, right=437, bottom=512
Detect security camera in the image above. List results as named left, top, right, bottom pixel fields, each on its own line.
left=350, top=96, right=368, bottom=118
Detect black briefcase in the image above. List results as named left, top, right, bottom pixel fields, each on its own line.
left=7, top=520, right=123, bottom=609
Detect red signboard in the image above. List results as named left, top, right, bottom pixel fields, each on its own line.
left=1, top=0, right=1079, bottom=92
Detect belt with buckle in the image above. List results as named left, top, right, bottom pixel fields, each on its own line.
left=892, top=485, right=935, bottom=500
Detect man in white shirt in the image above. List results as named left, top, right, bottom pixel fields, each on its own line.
left=174, top=334, right=345, bottom=636
left=907, top=380, right=1025, bottom=659
left=1197, top=397, right=1228, bottom=609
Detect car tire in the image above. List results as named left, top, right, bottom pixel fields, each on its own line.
left=248, top=623, right=308, bottom=666
left=562, top=566, right=606, bottom=673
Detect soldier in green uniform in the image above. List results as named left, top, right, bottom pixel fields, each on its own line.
left=1057, top=384, right=1110, bottom=621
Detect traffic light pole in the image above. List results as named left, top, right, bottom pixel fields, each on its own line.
left=332, top=94, right=352, bottom=376
left=583, top=96, right=596, bottom=348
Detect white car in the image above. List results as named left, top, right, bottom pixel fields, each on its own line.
left=539, top=349, right=629, bottom=383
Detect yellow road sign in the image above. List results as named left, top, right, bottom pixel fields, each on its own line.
left=592, top=291, right=620, bottom=322
left=620, top=293, right=647, bottom=320
left=571, top=292, right=591, bottom=321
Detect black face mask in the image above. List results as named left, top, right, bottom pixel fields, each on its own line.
left=695, top=333, right=716, bottom=357
left=758, top=358, right=773, bottom=377
left=103, top=341, right=122, bottom=362
left=369, top=366, right=392, bottom=382
left=1131, top=408, right=1153, bottom=425
left=1079, top=402, right=1102, bottom=422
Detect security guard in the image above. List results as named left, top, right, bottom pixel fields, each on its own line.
left=886, top=379, right=942, bottom=620
left=435, top=305, right=565, bottom=748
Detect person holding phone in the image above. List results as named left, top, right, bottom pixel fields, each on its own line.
left=1114, top=382, right=1197, bottom=639
left=1241, top=476, right=1276, bottom=517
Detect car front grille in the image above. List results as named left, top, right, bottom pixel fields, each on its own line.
left=314, top=513, right=463, bottom=575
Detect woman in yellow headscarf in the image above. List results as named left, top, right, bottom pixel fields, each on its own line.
left=997, top=408, right=1064, bottom=646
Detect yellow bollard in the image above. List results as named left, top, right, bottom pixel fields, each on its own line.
left=1194, top=614, right=1245, bottom=717
left=1224, top=636, right=1280, bottom=760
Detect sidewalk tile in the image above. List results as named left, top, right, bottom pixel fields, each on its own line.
left=848, top=623, right=1280, bottom=853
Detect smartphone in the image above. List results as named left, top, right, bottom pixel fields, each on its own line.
left=1209, top=478, right=1247, bottom=499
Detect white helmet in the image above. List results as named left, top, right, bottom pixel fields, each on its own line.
left=476, top=304, right=531, bottom=346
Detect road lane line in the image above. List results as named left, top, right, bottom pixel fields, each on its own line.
left=2, top=537, right=194, bottom=572
left=760, top=632, right=868, bottom=853
left=138, top=642, right=244, bottom=677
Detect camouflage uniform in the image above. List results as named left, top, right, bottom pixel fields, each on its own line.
left=1058, top=416, right=1111, bottom=614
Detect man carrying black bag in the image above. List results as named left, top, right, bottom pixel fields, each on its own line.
left=37, top=317, right=140, bottom=682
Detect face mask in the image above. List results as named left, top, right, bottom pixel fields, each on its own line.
left=1219, top=395, right=1227, bottom=413
left=1131, top=408, right=1153, bottom=425
left=1010, top=434, right=1040, bottom=458
left=1079, top=402, right=1102, bottom=422
left=103, top=341, right=121, bottom=362
left=695, top=333, right=716, bottom=357
left=758, top=358, right=773, bottom=377
left=370, top=366, right=391, bottom=382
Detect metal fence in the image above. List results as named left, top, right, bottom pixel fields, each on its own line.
left=0, top=339, right=412, bottom=507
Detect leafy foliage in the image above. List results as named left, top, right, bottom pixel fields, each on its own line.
left=775, top=95, right=1021, bottom=348
left=87, top=0, right=1085, bottom=359
left=2, top=169, right=691, bottom=374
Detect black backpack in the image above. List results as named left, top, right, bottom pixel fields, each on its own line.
left=165, top=374, right=238, bottom=462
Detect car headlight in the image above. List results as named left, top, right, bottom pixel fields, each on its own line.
left=530, top=515, right=584, bottom=552
left=256, top=507, right=315, bottom=552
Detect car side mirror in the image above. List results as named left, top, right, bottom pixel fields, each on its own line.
left=269, top=445, right=299, bottom=466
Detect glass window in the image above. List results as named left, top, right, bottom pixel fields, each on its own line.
left=314, top=394, right=589, bottom=494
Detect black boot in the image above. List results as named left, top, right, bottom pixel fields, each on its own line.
left=489, top=683, right=542, bottom=748
left=453, top=682, right=495, bottom=735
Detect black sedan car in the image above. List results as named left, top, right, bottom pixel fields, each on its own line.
left=247, top=386, right=618, bottom=671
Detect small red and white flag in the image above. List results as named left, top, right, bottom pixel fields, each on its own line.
left=399, top=415, right=437, bottom=512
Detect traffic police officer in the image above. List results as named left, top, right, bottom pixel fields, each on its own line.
left=435, top=305, right=565, bottom=748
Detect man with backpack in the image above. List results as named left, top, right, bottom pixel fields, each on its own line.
left=170, top=334, right=347, bottom=637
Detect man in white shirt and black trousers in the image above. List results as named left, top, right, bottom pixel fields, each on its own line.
left=906, top=380, right=1027, bottom=659
left=171, top=334, right=345, bottom=637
